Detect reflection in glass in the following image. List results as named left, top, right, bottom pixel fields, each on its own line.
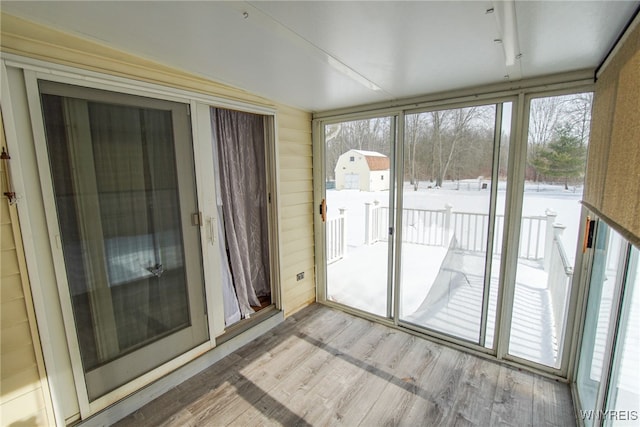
left=576, top=224, right=625, bottom=427
left=42, top=94, right=191, bottom=371
left=606, top=246, right=639, bottom=426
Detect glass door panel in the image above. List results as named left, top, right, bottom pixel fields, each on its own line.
left=576, top=223, right=626, bottom=427
left=324, top=117, right=394, bottom=317
left=40, top=82, right=208, bottom=400
left=508, top=93, right=593, bottom=368
left=605, top=246, right=639, bottom=426
left=399, top=103, right=507, bottom=346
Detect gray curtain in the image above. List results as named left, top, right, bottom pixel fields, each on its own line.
left=211, top=108, right=270, bottom=318
left=211, top=124, right=241, bottom=326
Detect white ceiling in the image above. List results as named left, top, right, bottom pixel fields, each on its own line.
left=2, top=1, right=638, bottom=112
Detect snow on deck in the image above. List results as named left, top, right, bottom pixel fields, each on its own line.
left=327, top=241, right=560, bottom=366
left=324, top=182, right=584, bottom=367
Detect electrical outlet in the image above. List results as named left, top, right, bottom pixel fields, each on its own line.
left=296, top=272, right=304, bottom=281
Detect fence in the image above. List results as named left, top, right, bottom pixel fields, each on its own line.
left=546, top=223, right=573, bottom=352
left=368, top=203, right=571, bottom=338
left=367, top=204, right=553, bottom=261
left=329, top=203, right=571, bottom=276
left=327, top=202, right=573, bottom=351
left=326, top=208, right=347, bottom=264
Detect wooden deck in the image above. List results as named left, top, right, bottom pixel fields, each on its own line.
left=114, top=304, right=576, bottom=426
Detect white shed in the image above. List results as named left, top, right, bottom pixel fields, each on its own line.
left=335, top=150, right=390, bottom=191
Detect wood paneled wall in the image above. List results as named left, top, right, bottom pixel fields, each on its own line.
left=585, top=19, right=640, bottom=246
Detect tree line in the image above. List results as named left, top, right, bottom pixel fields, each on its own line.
left=324, top=93, right=592, bottom=189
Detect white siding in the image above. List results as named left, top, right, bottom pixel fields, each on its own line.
left=369, top=170, right=390, bottom=192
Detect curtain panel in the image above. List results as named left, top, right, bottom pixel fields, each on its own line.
left=212, top=108, right=271, bottom=318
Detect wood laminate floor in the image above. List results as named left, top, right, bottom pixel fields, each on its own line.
left=114, top=304, right=576, bottom=426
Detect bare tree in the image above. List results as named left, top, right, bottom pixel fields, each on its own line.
left=430, top=107, right=482, bottom=187
left=405, top=113, right=425, bottom=185
left=562, top=92, right=593, bottom=145
left=529, top=97, right=566, bottom=146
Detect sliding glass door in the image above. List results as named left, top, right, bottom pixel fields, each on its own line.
left=508, top=93, right=593, bottom=369
left=316, top=90, right=593, bottom=375
left=575, top=222, right=627, bottom=427
left=575, top=218, right=639, bottom=426
left=323, top=116, right=395, bottom=317
left=399, top=103, right=510, bottom=347
left=605, top=246, right=639, bottom=425
left=319, top=102, right=512, bottom=345
left=39, top=81, right=208, bottom=400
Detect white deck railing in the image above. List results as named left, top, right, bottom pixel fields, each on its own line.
left=367, top=205, right=554, bottom=261
left=546, top=223, right=573, bottom=354
left=326, top=208, right=347, bottom=264
left=328, top=202, right=574, bottom=351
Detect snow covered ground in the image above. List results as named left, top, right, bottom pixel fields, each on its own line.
left=325, top=180, right=583, bottom=367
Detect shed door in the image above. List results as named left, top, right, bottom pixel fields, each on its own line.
left=345, top=173, right=360, bottom=189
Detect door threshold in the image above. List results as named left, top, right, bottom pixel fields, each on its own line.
left=216, top=304, right=278, bottom=344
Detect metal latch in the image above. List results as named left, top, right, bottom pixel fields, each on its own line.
left=192, top=211, right=203, bottom=227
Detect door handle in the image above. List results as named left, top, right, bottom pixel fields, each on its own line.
left=208, top=216, right=216, bottom=245
left=319, top=199, right=327, bottom=223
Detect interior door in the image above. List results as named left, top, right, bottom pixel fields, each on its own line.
left=323, top=117, right=395, bottom=317
left=38, top=81, right=208, bottom=401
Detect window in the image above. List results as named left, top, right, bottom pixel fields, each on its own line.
left=575, top=218, right=639, bottom=426
left=323, top=117, right=394, bottom=316
left=315, top=83, right=596, bottom=378
left=508, top=92, right=593, bottom=369
left=575, top=223, right=625, bottom=426
left=605, top=246, right=639, bottom=425
left=399, top=103, right=509, bottom=347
